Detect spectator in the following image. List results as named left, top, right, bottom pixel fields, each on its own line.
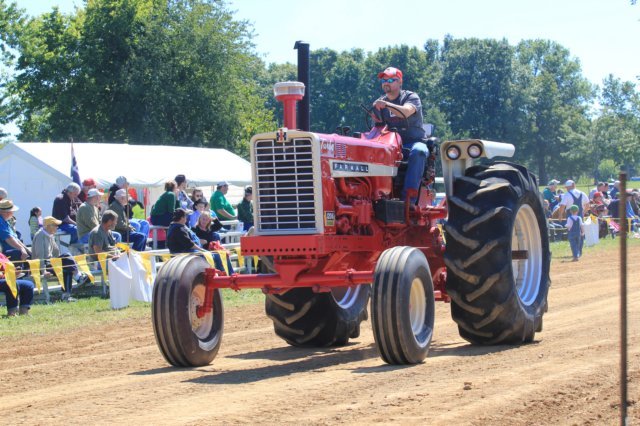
left=0, top=199, right=31, bottom=262
left=79, top=178, right=97, bottom=203
left=557, top=180, right=589, bottom=219
left=542, top=180, right=560, bottom=209
left=88, top=210, right=120, bottom=263
left=32, top=216, right=89, bottom=302
left=151, top=180, right=178, bottom=226
left=0, top=252, right=34, bottom=316
left=108, top=175, right=129, bottom=205
left=28, top=207, right=43, bottom=240
left=191, top=211, right=222, bottom=248
left=168, top=208, right=233, bottom=273
left=175, top=174, right=194, bottom=211
left=190, top=188, right=204, bottom=205
left=76, top=188, right=103, bottom=244
left=588, top=192, right=609, bottom=239
left=188, top=198, right=207, bottom=228
left=109, top=189, right=146, bottom=251
left=589, top=182, right=608, bottom=201
left=52, top=182, right=82, bottom=244
left=210, top=181, right=236, bottom=220
left=237, top=186, right=254, bottom=231
left=610, top=180, right=620, bottom=199
left=566, top=205, right=584, bottom=262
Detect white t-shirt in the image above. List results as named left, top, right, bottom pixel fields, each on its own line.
left=560, top=189, right=589, bottom=210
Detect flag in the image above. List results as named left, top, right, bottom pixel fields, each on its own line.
left=70, top=143, right=81, bottom=186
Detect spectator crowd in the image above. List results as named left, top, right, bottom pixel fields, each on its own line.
left=0, top=175, right=254, bottom=315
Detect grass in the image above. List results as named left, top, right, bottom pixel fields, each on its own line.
left=2, top=238, right=637, bottom=340
left=0, top=288, right=264, bottom=339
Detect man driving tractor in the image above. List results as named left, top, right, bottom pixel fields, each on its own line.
left=372, top=66, right=427, bottom=201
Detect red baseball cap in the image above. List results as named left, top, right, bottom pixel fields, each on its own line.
left=82, top=178, right=96, bottom=187
left=377, top=67, right=403, bottom=81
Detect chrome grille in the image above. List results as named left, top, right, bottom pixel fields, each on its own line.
left=254, top=138, right=318, bottom=233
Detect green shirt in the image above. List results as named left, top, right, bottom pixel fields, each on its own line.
left=151, top=191, right=177, bottom=216
left=76, top=202, right=100, bottom=238
left=210, top=190, right=236, bottom=219
left=542, top=187, right=556, bottom=204
left=237, top=198, right=253, bottom=224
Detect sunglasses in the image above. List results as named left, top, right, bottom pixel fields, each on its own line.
left=380, top=78, right=398, bottom=84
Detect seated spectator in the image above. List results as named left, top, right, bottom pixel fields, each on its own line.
left=210, top=181, right=237, bottom=220
left=79, top=178, right=97, bottom=203
left=543, top=180, right=560, bottom=210
left=109, top=189, right=146, bottom=251
left=188, top=199, right=207, bottom=228
left=236, top=186, right=254, bottom=231
left=167, top=209, right=233, bottom=273
left=0, top=199, right=31, bottom=262
left=76, top=188, right=103, bottom=244
left=175, top=174, right=194, bottom=211
left=28, top=207, right=43, bottom=240
left=150, top=180, right=178, bottom=226
left=32, top=216, right=89, bottom=302
left=190, top=188, right=204, bottom=205
left=192, top=211, right=222, bottom=248
left=610, top=180, right=621, bottom=199
left=0, top=253, right=34, bottom=316
left=108, top=175, right=128, bottom=205
left=88, top=210, right=121, bottom=262
left=52, top=182, right=82, bottom=244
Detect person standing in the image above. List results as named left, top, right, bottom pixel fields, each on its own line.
left=236, top=186, right=254, bottom=231
left=151, top=180, right=178, bottom=226
left=210, top=181, right=237, bottom=221
left=557, top=180, right=589, bottom=220
left=566, top=205, right=584, bottom=261
left=372, top=67, right=426, bottom=201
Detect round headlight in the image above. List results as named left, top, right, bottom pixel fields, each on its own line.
left=467, top=144, right=482, bottom=158
left=446, top=145, right=461, bottom=160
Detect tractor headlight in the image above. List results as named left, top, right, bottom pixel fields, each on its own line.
left=467, top=144, right=482, bottom=158
left=446, top=145, right=461, bottom=160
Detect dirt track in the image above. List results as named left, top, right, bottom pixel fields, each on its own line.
left=1, top=245, right=639, bottom=425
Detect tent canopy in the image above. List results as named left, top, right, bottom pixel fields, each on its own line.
left=8, top=142, right=251, bottom=188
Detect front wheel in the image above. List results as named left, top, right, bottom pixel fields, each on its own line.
left=372, top=246, right=435, bottom=364
left=152, top=255, right=223, bottom=367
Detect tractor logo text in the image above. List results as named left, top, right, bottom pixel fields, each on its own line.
left=332, top=162, right=369, bottom=173
left=320, top=139, right=335, bottom=156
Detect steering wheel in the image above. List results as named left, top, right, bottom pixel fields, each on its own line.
left=361, top=103, right=410, bottom=132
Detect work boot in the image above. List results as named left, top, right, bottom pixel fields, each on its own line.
left=19, top=306, right=30, bottom=316
left=7, top=307, right=18, bottom=317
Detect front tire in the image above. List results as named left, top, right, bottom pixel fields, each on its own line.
left=444, top=162, right=550, bottom=345
left=152, top=255, right=223, bottom=367
left=372, top=247, right=435, bottom=364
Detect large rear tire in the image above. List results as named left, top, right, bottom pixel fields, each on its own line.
left=152, top=255, right=223, bottom=367
left=444, top=162, right=550, bottom=345
left=372, top=246, right=435, bottom=364
left=265, top=285, right=370, bottom=347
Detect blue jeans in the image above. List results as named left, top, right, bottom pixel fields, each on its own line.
left=568, top=234, right=583, bottom=258
left=130, top=219, right=149, bottom=239
left=120, top=230, right=147, bottom=251
left=2, top=247, right=23, bottom=262
left=402, top=140, right=428, bottom=201
left=0, top=279, right=34, bottom=309
left=58, top=223, right=78, bottom=244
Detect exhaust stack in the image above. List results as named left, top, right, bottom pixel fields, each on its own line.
left=294, top=41, right=310, bottom=131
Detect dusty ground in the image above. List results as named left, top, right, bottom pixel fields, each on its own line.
left=1, top=245, right=638, bottom=425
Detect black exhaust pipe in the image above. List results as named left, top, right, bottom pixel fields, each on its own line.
left=294, top=40, right=310, bottom=131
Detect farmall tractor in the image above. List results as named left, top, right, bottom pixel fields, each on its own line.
left=152, top=42, right=550, bottom=367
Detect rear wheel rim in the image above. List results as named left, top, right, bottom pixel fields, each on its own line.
left=189, top=284, right=213, bottom=340
left=409, top=277, right=427, bottom=337
left=512, top=204, right=542, bottom=306
left=331, top=285, right=361, bottom=309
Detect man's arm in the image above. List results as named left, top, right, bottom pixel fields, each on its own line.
left=5, top=236, right=29, bottom=259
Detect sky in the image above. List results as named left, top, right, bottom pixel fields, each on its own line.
left=15, top=0, right=640, bottom=86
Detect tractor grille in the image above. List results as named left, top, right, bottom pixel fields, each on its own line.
left=254, top=138, right=318, bottom=234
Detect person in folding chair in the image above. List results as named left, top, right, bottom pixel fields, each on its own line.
left=32, top=216, right=90, bottom=302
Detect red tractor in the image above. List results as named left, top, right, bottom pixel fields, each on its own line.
left=152, top=42, right=550, bottom=367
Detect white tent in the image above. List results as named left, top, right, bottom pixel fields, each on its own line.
left=0, top=142, right=251, bottom=243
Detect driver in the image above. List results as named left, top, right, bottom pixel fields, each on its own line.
left=372, top=67, right=427, bottom=201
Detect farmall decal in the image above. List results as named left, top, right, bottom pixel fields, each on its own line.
left=332, top=162, right=369, bottom=173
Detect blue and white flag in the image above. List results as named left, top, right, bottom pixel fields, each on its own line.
left=70, top=143, right=81, bottom=185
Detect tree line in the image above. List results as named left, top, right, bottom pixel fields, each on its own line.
left=1, top=0, right=638, bottom=182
